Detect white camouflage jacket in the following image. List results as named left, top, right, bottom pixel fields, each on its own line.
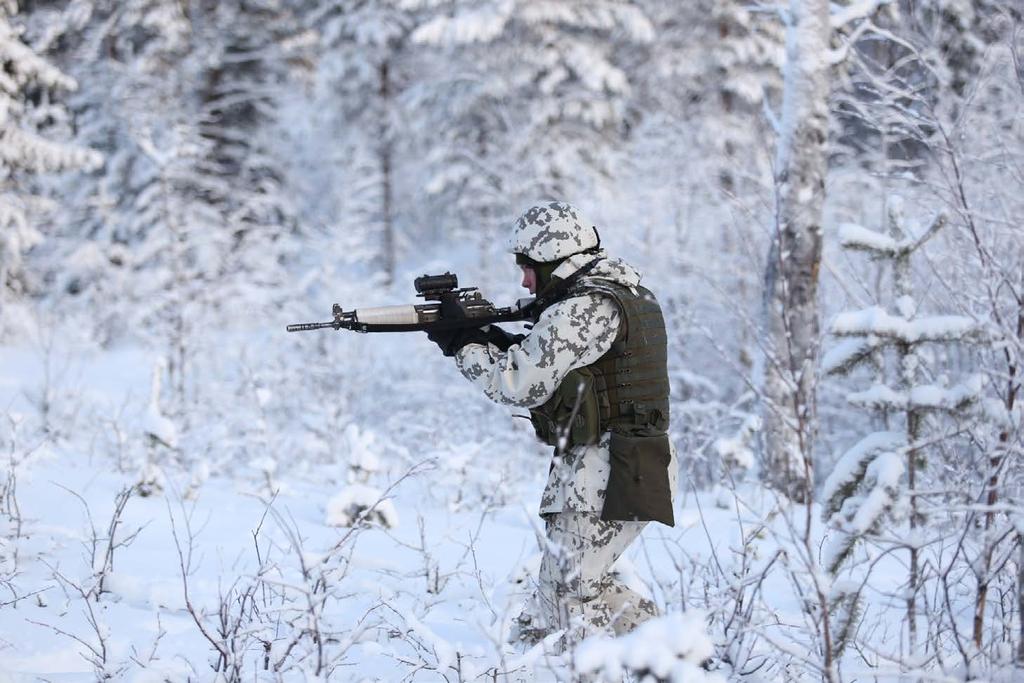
left=455, top=251, right=679, bottom=516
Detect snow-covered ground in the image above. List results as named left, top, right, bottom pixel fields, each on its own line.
left=0, top=319, right=1002, bottom=682
left=0, top=328, right=752, bottom=681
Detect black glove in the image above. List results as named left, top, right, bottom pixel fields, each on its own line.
left=427, top=325, right=492, bottom=357
left=427, top=324, right=526, bottom=357
left=425, top=298, right=476, bottom=357
left=484, top=326, right=527, bottom=351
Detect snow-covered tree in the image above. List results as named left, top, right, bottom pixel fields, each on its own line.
left=23, top=1, right=302, bottom=347
left=620, top=1, right=784, bottom=407
left=760, top=0, right=903, bottom=503
left=919, top=18, right=1024, bottom=662
left=821, top=198, right=984, bottom=648
left=325, top=424, right=398, bottom=529
left=192, top=0, right=301, bottom=303
left=19, top=0, right=207, bottom=352
left=634, top=0, right=783, bottom=195
left=408, top=0, right=654, bottom=248
left=0, top=1, right=100, bottom=330
left=312, top=0, right=418, bottom=286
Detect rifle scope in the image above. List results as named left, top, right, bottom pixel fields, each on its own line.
left=414, top=272, right=458, bottom=294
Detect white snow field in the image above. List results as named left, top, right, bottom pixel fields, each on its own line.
left=0, top=328, right=754, bottom=681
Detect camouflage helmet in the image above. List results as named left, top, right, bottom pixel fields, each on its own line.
left=509, top=201, right=600, bottom=264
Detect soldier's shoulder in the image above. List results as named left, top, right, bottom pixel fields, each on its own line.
left=549, top=288, right=619, bottom=312
left=535, top=291, right=619, bottom=331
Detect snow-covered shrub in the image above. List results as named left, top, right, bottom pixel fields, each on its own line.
left=713, top=414, right=760, bottom=480
left=326, top=482, right=399, bottom=529
left=137, top=357, right=177, bottom=497
left=342, top=423, right=382, bottom=484
left=324, top=424, right=399, bottom=528
left=574, top=611, right=724, bottom=683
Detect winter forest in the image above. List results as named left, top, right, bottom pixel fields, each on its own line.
left=0, top=0, right=1022, bottom=680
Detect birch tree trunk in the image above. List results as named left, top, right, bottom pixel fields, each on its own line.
left=762, top=0, right=830, bottom=504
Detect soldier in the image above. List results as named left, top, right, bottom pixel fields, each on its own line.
left=426, top=200, right=677, bottom=645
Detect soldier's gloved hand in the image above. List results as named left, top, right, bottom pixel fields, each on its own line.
left=484, top=325, right=526, bottom=351
left=426, top=326, right=491, bottom=357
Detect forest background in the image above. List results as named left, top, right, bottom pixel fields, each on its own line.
left=0, top=0, right=1022, bottom=681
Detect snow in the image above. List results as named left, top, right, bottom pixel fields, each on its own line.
left=411, top=2, right=513, bottom=45
left=343, top=423, right=382, bottom=480
left=404, top=612, right=457, bottom=671
left=326, top=483, right=400, bottom=529
left=141, top=410, right=178, bottom=450
left=907, top=375, right=985, bottom=411
left=574, top=611, right=724, bottom=682
left=822, top=431, right=905, bottom=516
left=846, top=451, right=904, bottom=536
left=823, top=448, right=905, bottom=572
left=838, top=222, right=898, bottom=254
left=822, top=336, right=878, bottom=375
left=830, top=307, right=980, bottom=343
left=846, top=375, right=984, bottom=412
left=0, top=333, right=807, bottom=681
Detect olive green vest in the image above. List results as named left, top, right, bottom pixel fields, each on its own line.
left=528, top=278, right=674, bottom=525
left=529, top=280, right=670, bottom=447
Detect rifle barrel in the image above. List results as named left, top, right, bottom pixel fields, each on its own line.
left=286, top=321, right=337, bottom=332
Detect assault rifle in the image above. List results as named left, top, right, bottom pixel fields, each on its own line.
left=286, top=273, right=535, bottom=334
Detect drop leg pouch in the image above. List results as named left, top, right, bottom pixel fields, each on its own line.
left=600, top=431, right=675, bottom=526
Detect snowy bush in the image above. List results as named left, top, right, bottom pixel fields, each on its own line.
left=326, top=482, right=399, bottom=529
left=574, top=611, right=724, bottom=683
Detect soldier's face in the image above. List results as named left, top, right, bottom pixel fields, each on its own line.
left=520, top=265, right=537, bottom=294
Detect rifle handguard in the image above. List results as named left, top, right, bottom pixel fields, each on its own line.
left=353, top=305, right=419, bottom=325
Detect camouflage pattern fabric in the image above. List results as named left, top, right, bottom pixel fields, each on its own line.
left=515, top=512, right=658, bottom=644
left=455, top=245, right=675, bottom=643
left=508, top=201, right=600, bottom=263
left=455, top=251, right=679, bottom=516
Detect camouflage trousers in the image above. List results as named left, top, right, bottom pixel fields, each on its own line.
left=520, top=512, right=657, bottom=641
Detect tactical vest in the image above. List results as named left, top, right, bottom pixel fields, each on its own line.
left=529, top=280, right=670, bottom=447
left=528, top=277, right=675, bottom=525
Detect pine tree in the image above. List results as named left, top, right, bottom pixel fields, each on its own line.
left=635, top=0, right=783, bottom=194
left=821, top=197, right=983, bottom=648
left=408, top=0, right=654, bottom=245
left=192, top=0, right=300, bottom=302
left=0, top=0, right=100, bottom=329
left=25, top=0, right=303, bottom=348
left=19, top=0, right=202, bottom=348
left=313, top=0, right=416, bottom=287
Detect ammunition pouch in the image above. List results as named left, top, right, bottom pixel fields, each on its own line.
left=601, top=431, right=674, bottom=526
left=529, top=367, right=601, bottom=450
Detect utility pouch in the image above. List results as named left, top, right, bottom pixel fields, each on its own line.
left=600, top=431, right=675, bottom=526
left=529, top=368, right=601, bottom=450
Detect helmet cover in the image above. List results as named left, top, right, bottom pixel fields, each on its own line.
left=509, top=201, right=599, bottom=263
